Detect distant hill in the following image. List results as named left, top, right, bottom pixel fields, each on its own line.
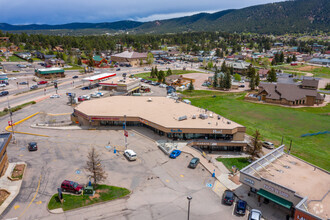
left=0, top=0, right=329, bottom=34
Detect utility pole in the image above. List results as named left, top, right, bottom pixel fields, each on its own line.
left=124, top=115, right=128, bottom=150
left=7, top=97, right=16, bottom=143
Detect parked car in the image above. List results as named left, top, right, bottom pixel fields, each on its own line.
left=248, top=209, right=262, bottom=220
left=155, top=82, right=160, bottom=86
left=90, top=93, right=100, bottom=98
left=81, top=95, right=90, bottom=100
left=19, top=81, right=28, bottom=85
left=28, top=142, right=38, bottom=151
left=0, top=91, right=9, bottom=96
left=37, top=81, right=48, bottom=85
left=81, top=86, right=90, bottom=90
left=17, top=64, right=27, bottom=68
left=262, top=141, right=274, bottom=149
left=50, top=94, right=60, bottom=98
left=122, top=73, right=127, bottom=77
left=124, top=149, right=137, bottom=161
left=235, top=200, right=247, bottom=215
left=72, top=75, right=79, bottom=79
left=239, top=85, right=245, bottom=88
left=61, top=180, right=84, bottom=194
left=169, top=150, right=181, bottom=159
left=116, top=68, right=121, bottom=71
left=222, top=190, right=235, bottom=205
left=0, top=84, right=6, bottom=87
left=188, top=157, right=200, bottom=169
left=30, top=85, right=38, bottom=90
left=96, top=92, right=104, bottom=96
left=78, top=96, right=85, bottom=102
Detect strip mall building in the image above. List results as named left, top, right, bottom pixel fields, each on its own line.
left=72, top=96, right=247, bottom=151
left=240, top=146, right=329, bottom=220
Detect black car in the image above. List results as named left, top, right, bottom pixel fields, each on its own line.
left=155, top=82, right=160, bottom=86
left=19, top=81, right=28, bottom=85
left=235, top=200, right=247, bottom=215
left=72, top=75, right=79, bottom=79
left=239, top=85, right=245, bottom=88
left=116, top=68, right=121, bottom=71
left=81, top=86, right=90, bottom=90
left=222, top=190, right=235, bottom=205
left=30, top=85, right=38, bottom=90
left=0, top=91, right=9, bottom=96
left=188, top=157, right=200, bottom=169
left=28, top=142, right=38, bottom=151
left=122, top=73, right=127, bottom=77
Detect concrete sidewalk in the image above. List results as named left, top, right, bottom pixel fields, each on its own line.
left=0, top=162, right=26, bottom=216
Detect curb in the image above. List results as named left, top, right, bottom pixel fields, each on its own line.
left=47, top=189, right=132, bottom=214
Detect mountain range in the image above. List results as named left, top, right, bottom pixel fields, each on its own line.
left=0, top=0, right=329, bottom=34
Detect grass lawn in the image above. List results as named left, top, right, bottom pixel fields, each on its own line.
left=216, top=157, right=250, bottom=171
left=64, top=64, right=84, bottom=70
left=8, top=56, right=25, bottom=62
left=32, top=58, right=42, bottom=61
left=0, top=101, right=36, bottom=117
left=278, top=64, right=330, bottom=78
left=48, top=185, right=130, bottom=211
left=135, top=70, right=203, bottom=82
left=181, top=91, right=330, bottom=170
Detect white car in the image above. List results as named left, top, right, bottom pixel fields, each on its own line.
left=262, top=141, right=275, bottom=149
left=96, top=92, right=104, bottom=96
left=90, top=93, right=100, bottom=98
left=0, top=84, right=6, bottom=87
left=50, top=94, right=60, bottom=98
left=81, top=95, right=90, bottom=100
left=248, top=209, right=262, bottom=220
left=124, top=149, right=137, bottom=161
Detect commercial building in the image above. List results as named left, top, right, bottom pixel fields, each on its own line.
left=111, top=51, right=147, bottom=67
left=72, top=96, right=247, bottom=151
left=240, top=145, right=330, bottom=220
left=0, top=133, right=12, bottom=177
left=99, top=76, right=141, bottom=94
left=82, top=73, right=116, bottom=83
left=35, top=68, right=65, bottom=78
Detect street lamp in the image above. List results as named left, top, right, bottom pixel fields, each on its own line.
left=187, top=196, right=192, bottom=220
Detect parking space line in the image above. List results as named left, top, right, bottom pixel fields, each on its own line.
left=19, top=175, right=42, bottom=218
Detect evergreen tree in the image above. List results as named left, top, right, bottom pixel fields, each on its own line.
left=267, top=68, right=277, bottom=82
left=219, top=75, right=225, bottom=89
left=213, top=72, right=218, bottom=88
left=150, top=67, right=155, bottom=78
left=255, top=73, right=260, bottom=88
left=215, top=48, right=221, bottom=57
left=166, top=68, right=172, bottom=76
left=275, top=53, right=280, bottom=63
left=292, top=54, right=297, bottom=62
left=224, top=70, right=232, bottom=89
left=280, top=52, right=284, bottom=63
left=157, top=70, right=165, bottom=82
left=271, top=58, right=276, bottom=66
left=249, top=73, right=255, bottom=90
left=221, top=61, right=227, bottom=73
left=154, top=66, right=158, bottom=78
left=188, top=80, right=194, bottom=91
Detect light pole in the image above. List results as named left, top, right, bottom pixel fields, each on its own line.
left=124, top=115, right=128, bottom=150
left=7, top=97, right=16, bottom=143
left=187, top=196, right=192, bottom=220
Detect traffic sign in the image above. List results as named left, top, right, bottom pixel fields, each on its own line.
left=8, top=121, right=12, bottom=126
left=124, top=130, right=128, bottom=137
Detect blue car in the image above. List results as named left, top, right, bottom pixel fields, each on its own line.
left=235, top=200, right=247, bottom=215
left=169, top=150, right=181, bottom=159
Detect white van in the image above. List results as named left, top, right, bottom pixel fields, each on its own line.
left=124, top=149, right=137, bottom=161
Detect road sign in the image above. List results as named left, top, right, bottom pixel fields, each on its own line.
left=124, top=130, right=128, bottom=137
left=206, top=183, right=213, bottom=188
left=8, top=121, right=12, bottom=126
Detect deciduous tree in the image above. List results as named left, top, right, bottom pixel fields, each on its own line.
left=85, top=147, right=107, bottom=186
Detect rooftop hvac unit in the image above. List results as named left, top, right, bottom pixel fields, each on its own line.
left=209, top=113, right=213, bottom=118
left=192, top=115, right=196, bottom=119
left=199, top=114, right=208, bottom=119
left=227, top=121, right=231, bottom=124
left=178, top=115, right=187, bottom=121
left=148, top=98, right=152, bottom=102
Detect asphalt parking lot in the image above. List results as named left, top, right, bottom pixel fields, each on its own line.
left=0, top=95, right=247, bottom=220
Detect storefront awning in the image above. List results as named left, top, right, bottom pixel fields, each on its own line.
left=257, top=189, right=293, bottom=209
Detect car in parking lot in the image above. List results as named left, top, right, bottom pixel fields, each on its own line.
left=188, top=157, right=200, bottom=169
left=50, top=94, right=60, bottom=98
left=0, top=84, right=6, bottom=87
left=17, top=64, right=27, bottom=68
left=37, top=80, right=48, bottom=85
left=19, top=81, right=28, bottom=85
left=0, top=91, right=9, bottom=96
left=116, top=68, right=121, bottom=71
left=124, top=149, right=137, bottom=161
left=235, top=200, right=247, bottom=215
left=61, top=180, right=84, bottom=194
left=78, top=96, right=85, bottom=102
left=222, top=190, right=235, bottom=205
left=90, top=93, right=101, bottom=98
left=72, top=75, right=79, bottom=79
left=239, top=85, right=245, bottom=88
left=248, top=209, right=262, bottom=220
left=28, top=142, right=38, bottom=151
left=262, top=141, right=274, bottom=149
left=30, top=85, right=38, bottom=90
left=96, top=91, right=104, bottom=96
left=81, top=95, right=90, bottom=100
left=169, top=150, right=181, bottom=159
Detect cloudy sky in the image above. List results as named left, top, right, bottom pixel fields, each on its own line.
left=0, top=0, right=285, bottom=25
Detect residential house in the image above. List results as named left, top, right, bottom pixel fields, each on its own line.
left=92, top=55, right=108, bottom=67
left=225, top=60, right=250, bottom=74
left=165, top=75, right=195, bottom=87
left=257, top=81, right=324, bottom=106
left=0, top=37, right=10, bottom=43
left=53, top=46, right=64, bottom=52
left=45, top=58, right=65, bottom=67
left=258, top=69, right=269, bottom=79
left=15, top=52, right=31, bottom=60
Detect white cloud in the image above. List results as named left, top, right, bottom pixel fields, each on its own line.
left=136, top=10, right=219, bottom=22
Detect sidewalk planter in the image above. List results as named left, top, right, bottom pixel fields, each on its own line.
left=0, top=189, right=10, bottom=206
left=8, top=164, right=25, bottom=181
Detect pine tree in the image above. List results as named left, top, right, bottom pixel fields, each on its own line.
left=213, top=72, right=218, bottom=88
left=221, top=60, right=227, bottom=73
left=249, top=73, right=255, bottom=90
left=188, top=80, right=194, bottom=91
left=224, top=70, right=231, bottom=89
left=280, top=52, right=284, bottom=63
left=219, top=75, right=225, bottom=89
left=154, top=66, right=158, bottom=78
left=271, top=58, right=276, bottom=66
left=292, top=54, right=297, bottom=62
left=150, top=67, right=155, bottom=78
left=255, top=73, right=260, bottom=88
left=267, top=68, right=277, bottom=82
left=275, top=53, right=280, bottom=64
left=167, top=68, right=172, bottom=76
left=157, top=70, right=165, bottom=82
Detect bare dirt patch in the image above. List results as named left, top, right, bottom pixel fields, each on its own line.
left=296, top=65, right=318, bottom=71
left=0, top=190, right=10, bottom=206
left=11, top=164, right=25, bottom=179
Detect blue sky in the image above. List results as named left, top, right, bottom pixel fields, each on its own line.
left=0, top=0, right=285, bottom=25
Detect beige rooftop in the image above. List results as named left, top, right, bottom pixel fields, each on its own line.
left=100, top=77, right=139, bottom=85
left=75, top=96, right=244, bottom=130
left=255, top=154, right=330, bottom=219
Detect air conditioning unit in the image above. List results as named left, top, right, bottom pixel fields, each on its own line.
left=199, top=114, right=208, bottom=119
left=178, top=115, right=187, bottom=121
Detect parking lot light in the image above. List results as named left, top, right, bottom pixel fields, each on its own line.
left=187, top=196, right=192, bottom=220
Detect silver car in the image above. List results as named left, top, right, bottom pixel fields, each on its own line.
left=248, top=209, right=262, bottom=220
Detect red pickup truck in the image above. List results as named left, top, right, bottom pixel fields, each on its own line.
left=37, top=81, right=48, bottom=85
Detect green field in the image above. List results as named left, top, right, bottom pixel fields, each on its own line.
left=135, top=70, right=203, bottom=82
left=48, top=185, right=130, bottom=211
left=278, top=64, right=330, bottom=78
left=216, top=157, right=250, bottom=171
left=182, top=91, right=330, bottom=170
left=8, top=56, right=25, bottom=62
